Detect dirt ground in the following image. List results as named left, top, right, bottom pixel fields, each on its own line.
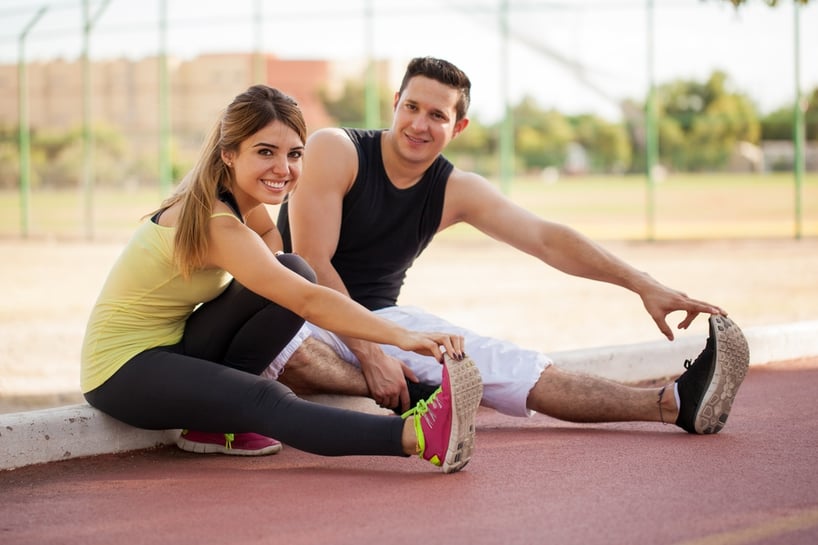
left=1, top=235, right=817, bottom=413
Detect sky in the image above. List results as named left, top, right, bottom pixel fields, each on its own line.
left=1, top=0, right=817, bottom=123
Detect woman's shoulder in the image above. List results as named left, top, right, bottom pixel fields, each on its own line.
left=154, top=201, right=181, bottom=227
left=210, top=199, right=242, bottom=220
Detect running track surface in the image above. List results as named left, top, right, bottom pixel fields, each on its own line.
left=2, top=358, right=817, bottom=545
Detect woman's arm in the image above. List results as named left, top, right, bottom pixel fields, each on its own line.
left=204, top=214, right=463, bottom=360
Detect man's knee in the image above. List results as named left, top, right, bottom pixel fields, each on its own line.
left=278, top=337, right=369, bottom=397
left=276, top=253, right=316, bottom=283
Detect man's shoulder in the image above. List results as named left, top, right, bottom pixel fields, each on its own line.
left=442, top=167, right=508, bottom=215
left=306, top=128, right=359, bottom=158
left=309, top=126, right=351, bottom=142
left=309, top=127, right=384, bottom=150
left=445, top=166, right=491, bottom=191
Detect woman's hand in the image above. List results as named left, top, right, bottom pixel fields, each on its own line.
left=398, top=331, right=465, bottom=363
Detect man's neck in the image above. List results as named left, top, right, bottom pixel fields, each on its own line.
left=380, top=130, right=432, bottom=189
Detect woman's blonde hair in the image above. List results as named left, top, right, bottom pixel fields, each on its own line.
left=151, top=85, right=306, bottom=278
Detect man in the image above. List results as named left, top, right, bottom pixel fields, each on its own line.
left=275, top=56, right=749, bottom=434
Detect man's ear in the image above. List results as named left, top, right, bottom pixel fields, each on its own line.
left=452, top=117, right=470, bottom=139
left=393, top=91, right=401, bottom=110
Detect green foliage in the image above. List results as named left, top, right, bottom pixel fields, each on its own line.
left=31, top=125, right=128, bottom=189
left=0, top=123, right=176, bottom=190
left=761, top=88, right=818, bottom=141
left=725, top=0, right=809, bottom=6
left=317, top=69, right=817, bottom=176
left=448, top=113, right=495, bottom=155
left=570, top=114, right=632, bottom=173
left=318, top=80, right=394, bottom=128
left=512, top=97, right=575, bottom=171
left=655, top=71, right=761, bottom=170
left=808, top=88, right=818, bottom=141
left=0, top=141, right=20, bottom=189
left=445, top=113, right=497, bottom=176
left=653, top=117, right=684, bottom=172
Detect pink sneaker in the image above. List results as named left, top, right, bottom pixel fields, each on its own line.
left=176, top=431, right=282, bottom=456
left=403, top=353, right=483, bottom=473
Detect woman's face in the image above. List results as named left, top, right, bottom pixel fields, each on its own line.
left=224, top=120, right=304, bottom=207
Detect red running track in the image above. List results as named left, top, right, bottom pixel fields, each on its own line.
left=2, top=358, right=817, bottom=545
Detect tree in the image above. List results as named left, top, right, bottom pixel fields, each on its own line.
left=657, top=71, right=761, bottom=170
left=318, top=80, right=393, bottom=128
left=760, top=86, right=818, bottom=141
left=761, top=106, right=796, bottom=140
left=657, top=117, right=688, bottom=172
left=807, top=87, right=818, bottom=141
left=512, top=96, right=575, bottom=171
left=0, top=125, right=21, bottom=189
left=724, top=0, right=809, bottom=6
left=445, top=114, right=496, bottom=176
left=570, top=114, right=632, bottom=173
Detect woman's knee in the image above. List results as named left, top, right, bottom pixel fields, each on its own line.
left=276, top=253, right=316, bottom=283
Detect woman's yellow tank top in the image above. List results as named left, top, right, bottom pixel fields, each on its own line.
left=80, top=217, right=233, bottom=393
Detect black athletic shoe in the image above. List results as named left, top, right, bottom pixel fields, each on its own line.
left=675, top=315, right=750, bottom=434
left=391, top=379, right=441, bottom=415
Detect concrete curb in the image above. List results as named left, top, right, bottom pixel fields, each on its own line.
left=2, top=320, right=816, bottom=472
left=548, top=320, right=818, bottom=381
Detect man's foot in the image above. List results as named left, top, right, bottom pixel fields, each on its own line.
left=675, top=315, right=750, bottom=434
left=402, top=353, right=483, bottom=473
left=176, top=431, right=282, bottom=456
left=391, top=379, right=441, bottom=415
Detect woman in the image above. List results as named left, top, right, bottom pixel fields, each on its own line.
left=81, top=85, right=483, bottom=473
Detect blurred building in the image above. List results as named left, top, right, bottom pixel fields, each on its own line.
left=0, top=53, right=390, bottom=173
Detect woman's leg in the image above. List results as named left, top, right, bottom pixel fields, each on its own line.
left=182, top=253, right=315, bottom=375
left=85, top=347, right=407, bottom=457
left=178, top=254, right=321, bottom=453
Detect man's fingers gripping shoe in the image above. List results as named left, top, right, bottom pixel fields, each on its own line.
left=675, top=315, right=750, bottom=434
left=176, top=431, right=282, bottom=456
left=404, top=353, right=483, bottom=473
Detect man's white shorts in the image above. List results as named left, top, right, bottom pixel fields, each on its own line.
left=265, top=305, right=552, bottom=417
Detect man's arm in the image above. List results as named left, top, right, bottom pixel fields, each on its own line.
left=287, top=128, right=417, bottom=411
left=441, top=169, right=725, bottom=340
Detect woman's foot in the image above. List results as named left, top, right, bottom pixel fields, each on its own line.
left=402, top=353, right=483, bottom=473
left=176, top=431, right=282, bottom=456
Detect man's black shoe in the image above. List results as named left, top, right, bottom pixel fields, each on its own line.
left=391, top=379, right=440, bottom=415
left=675, top=315, right=750, bottom=434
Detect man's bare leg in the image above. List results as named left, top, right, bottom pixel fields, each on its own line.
left=526, top=365, right=677, bottom=424
left=277, top=337, right=369, bottom=396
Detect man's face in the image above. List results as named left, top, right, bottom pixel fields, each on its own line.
left=390, top=76, right=468, bottom=163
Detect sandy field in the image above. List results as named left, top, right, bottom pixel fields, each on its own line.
left=1, top=235, right=817, bottom=413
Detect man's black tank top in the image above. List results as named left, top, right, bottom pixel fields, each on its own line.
left=277, top=128, right=454, bottom=310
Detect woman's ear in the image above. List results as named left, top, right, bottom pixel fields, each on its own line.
left=221, top=150, right=234, bottom=168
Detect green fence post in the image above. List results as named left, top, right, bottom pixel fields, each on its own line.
left=158, top=0, right=172, bottom=197
left=81, top=0, right=111, bottom=240
left=793, top=1, right=804, bottom=240
left=253, top=0, right=266, bottom=84
left=499, top=0, right=513, bottom=195
left=17, top=6, right=48, bottom=238
left=364, top=0, right=380, bottom=129
left=645, top=0, right=657, bottom=242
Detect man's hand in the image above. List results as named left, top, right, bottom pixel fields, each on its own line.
left=640, top=280, right=726, bottom=341
left=358, top=348, right=417, bottom=412
left=352, top=331, right=464, bottom=411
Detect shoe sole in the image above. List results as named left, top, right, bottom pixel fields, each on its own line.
left=440, top=353, right=484, bottom=474
left=176, top=438, right=282, bottom=456
left=693, top=315, right=750, bottom=434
